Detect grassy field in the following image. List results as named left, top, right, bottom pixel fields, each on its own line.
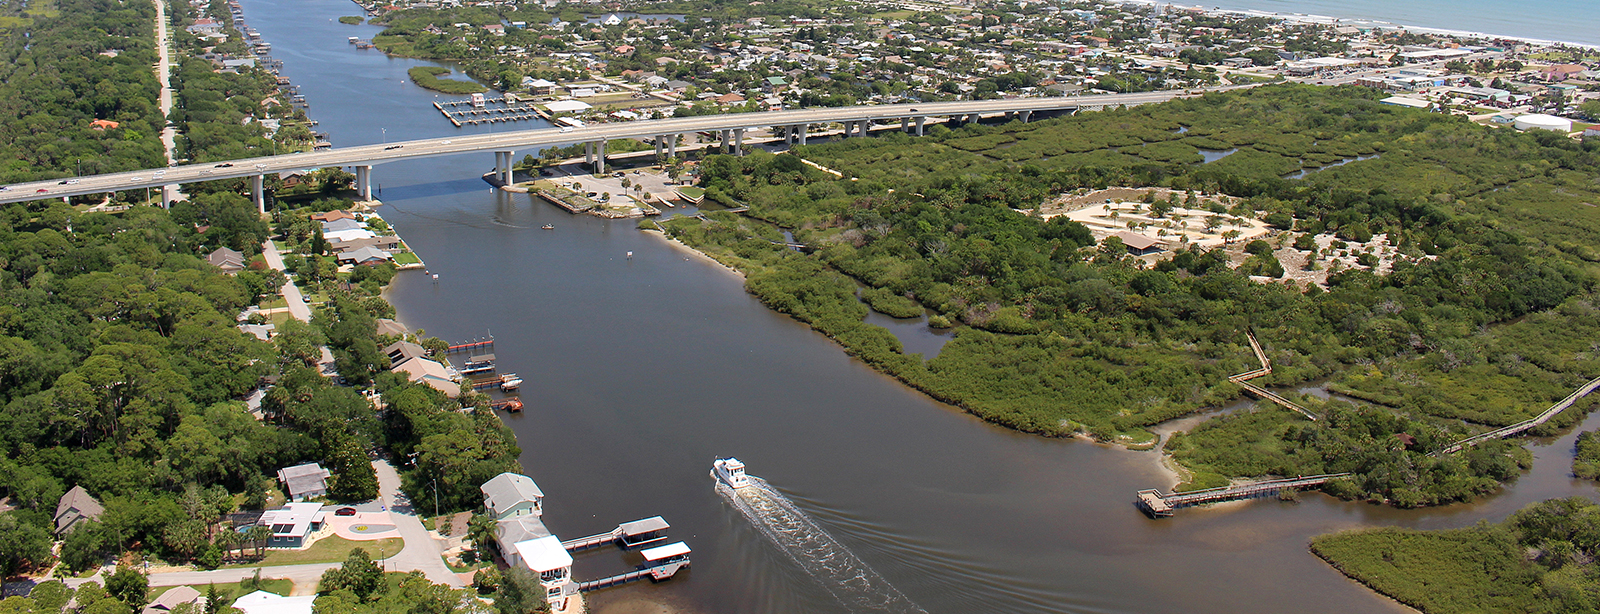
left=225, top=536, right=403, bottom=568
left=392, top=252, right=421, bottom=266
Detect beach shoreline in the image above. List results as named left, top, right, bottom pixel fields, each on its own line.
left=1123, top=0, right=1600, bottom=49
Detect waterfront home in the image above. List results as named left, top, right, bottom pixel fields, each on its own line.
left=54, top=485, right=103, bottom=535
left=310, top=210, right=356, bottom=223
left=481, top=472, right=544, bottom=520
left=320, top=218, right=365, bottom=233
left=374, top=318, right=408, bottom=337
left=383, top=341, right=428, bottom=364
left=277, top=462, right=331, bottom=500
left=207, top=247, right=246, bottom=274
left=232, top=591, right=314, bottom=614
left=338, top=246, right=393, bottom=266
left=329, top=235, right=401, bottom=254
left=390, top=356, right=459, bottom=397
left=258, top=502, right=326, bottom=548
left=495, top=517, right=552, bottom=564
left=511, top=536, right=575, bottom=607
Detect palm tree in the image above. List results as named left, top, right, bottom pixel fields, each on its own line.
left=245, top=525, right=272, bottom=560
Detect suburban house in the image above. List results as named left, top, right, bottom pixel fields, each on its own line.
left=186, top=18, right=223, bottom=35
left=232, top=591, right=315, bottom=614
left=276, top=463, right=331, bottom=501
left=141, top=586, right=204, bottom=614
left=258, top=502, right=326, bottom=548
left=208, top=247, right=246, bottom=274
left=54, top=485, right=104, bottom=534
left=481, top=472, right=544, bottom=520
left=390, top=356, right=459, bottom=397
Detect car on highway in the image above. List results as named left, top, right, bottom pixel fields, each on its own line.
left=68, top=179, right=79, bottom=185
left=57, top=180, right=68, bottom=185
left=334, top=507, right=357, bottom=516
left=0, top=186, right=10, bottom=192
left=909, top=108, right=919, bottom=112
left=441, top=140, right=451, bottom=144
left=130, top=177, right=143, bottom=181
left=35, top=189, right=48, bottom=193
left=384, top=145, right=402, bottom=150
left=216, top=163, right=233, bottom=168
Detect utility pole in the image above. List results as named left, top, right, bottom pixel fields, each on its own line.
left=432, top=478, right=439, bottom=519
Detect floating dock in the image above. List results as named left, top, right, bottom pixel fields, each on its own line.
left=445, top=337, right=493, bottom=355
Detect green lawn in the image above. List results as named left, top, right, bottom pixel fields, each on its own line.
left=392, top=252, right=421, bottom=266
left=225, top=536, right=403, bottom=568
left=150, top=579, right=294, bottom=605
left=675, top=186, right=705, bottom=200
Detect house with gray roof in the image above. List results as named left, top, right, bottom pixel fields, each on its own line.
left=276, top=463, right=331, bottom=501
left=54, top=485, right=104, bottom=534
left=258, top=502, right=326, bottom=548
left=382, top=340, right=427, bottom=364
left=481, top=472, right=544, bottom=521
left=208, top=247, right=245, bottom=274
left=374, top=318, right=408, bottom=337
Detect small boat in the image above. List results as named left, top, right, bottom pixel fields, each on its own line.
left=541, top=224, right=554, bottom=230
left=711, top=458, right=749, bottom=489
left=503, top=399, right=523, bottom=413
left=499, top=373, right=522, bottom=391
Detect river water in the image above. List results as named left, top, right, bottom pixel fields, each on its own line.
left=239, top=1, right=1600, bottom=612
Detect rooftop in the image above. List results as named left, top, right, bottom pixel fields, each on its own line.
left=513, top=535, right=573, bottom=573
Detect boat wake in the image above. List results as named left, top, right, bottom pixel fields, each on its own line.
left=718, top=477, right=927, bottom=614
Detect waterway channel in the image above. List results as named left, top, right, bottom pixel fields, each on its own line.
left=238, top=1, right=1600, bottom=612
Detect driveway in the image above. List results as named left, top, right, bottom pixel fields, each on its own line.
left=373, top=460, right=462, bottom=586
left=261, top=240, right=312, bottom=323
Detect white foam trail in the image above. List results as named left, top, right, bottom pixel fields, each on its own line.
left=718, top=477, right=927, bottom=614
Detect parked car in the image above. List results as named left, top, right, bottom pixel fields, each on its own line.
left=335, top=507, right=357, bottom=516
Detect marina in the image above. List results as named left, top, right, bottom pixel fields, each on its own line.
left=434, top=98, right=550, bottom=128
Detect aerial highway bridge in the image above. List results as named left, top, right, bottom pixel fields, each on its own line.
left=0, top=89, right=1212, bottom=209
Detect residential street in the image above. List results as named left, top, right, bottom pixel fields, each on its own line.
left=260, top=240, right=312, bottom=323
left=372, top=459, right=464, bottom=586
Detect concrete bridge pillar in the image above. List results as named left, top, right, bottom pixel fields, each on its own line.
left=252, top=174, right=265, bottom=214
left=595, top=140, right=607, bottom=174
left=901, top=117, right=909, bottom=132
left=915, top=116, right=926, bottom=136
left=655, top=137, right=665, bottom=160
left=499, top=152, right=514, bottom=185
left=968, top=113, right=981, bottom=124
left=720, top=129, right=731, bottom=153
left=797, top=124, right=808, bottom=145
left=356, top=164, right=375, bottom=200
left=734, top=128, right=745, bottom=156
left=584, top=142, right=594, bottom=165
left=667, top=134, right=678, bottom=160
left=1020, top=110, right=1033, bottom=123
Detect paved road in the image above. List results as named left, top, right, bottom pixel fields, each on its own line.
left=0, top=89, right=1225, bottom=204
left=373, top=460, right=463, bottom=587
left=260, top=240, right=312, bottom=323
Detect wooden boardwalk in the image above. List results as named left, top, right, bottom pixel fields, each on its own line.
left=561, top=529, right=621, bottom=552
left=577, top=569, right=652, bottom=592
left=1227, top=331, right=1318, bottom=421
left=1136, top=473, right=1351, bottom=517
left=1438, top=375, right=1600, bottom=455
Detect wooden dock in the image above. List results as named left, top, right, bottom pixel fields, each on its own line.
left=445, top=338, right=493, bottom=355
left=577, top=569, right=653, bottom=592
left=1437, top=375, right=1600, bottom=455
left=561, top=529, right=621, bottom=552
left=1136, top=473, right=1352, bottom=517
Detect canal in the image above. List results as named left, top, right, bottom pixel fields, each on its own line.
left=238, top=2, right=1600, bottom=612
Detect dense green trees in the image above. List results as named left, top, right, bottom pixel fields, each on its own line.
left=662, top=85, right=1600, bottom=503
left=1313, top=497, right=1600, bottom=614
left=315, top=549, right=491, bottom=614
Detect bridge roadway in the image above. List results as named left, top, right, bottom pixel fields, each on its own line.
left=0, top=90, right=1200, bottom=206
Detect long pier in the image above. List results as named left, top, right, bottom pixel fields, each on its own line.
left=1438, top=375, right=1600, bottom=455
left=1227, top=331, right=1318, bottom=421
left=444, top=338, right=493, bottom=354
left=1136, top=473, right=1351, bottom=517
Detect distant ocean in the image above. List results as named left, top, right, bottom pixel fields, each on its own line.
left=1186, top=0, right=1600, bottom=47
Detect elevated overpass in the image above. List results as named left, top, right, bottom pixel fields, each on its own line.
left=0, top=90, right=1204, bottom=209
